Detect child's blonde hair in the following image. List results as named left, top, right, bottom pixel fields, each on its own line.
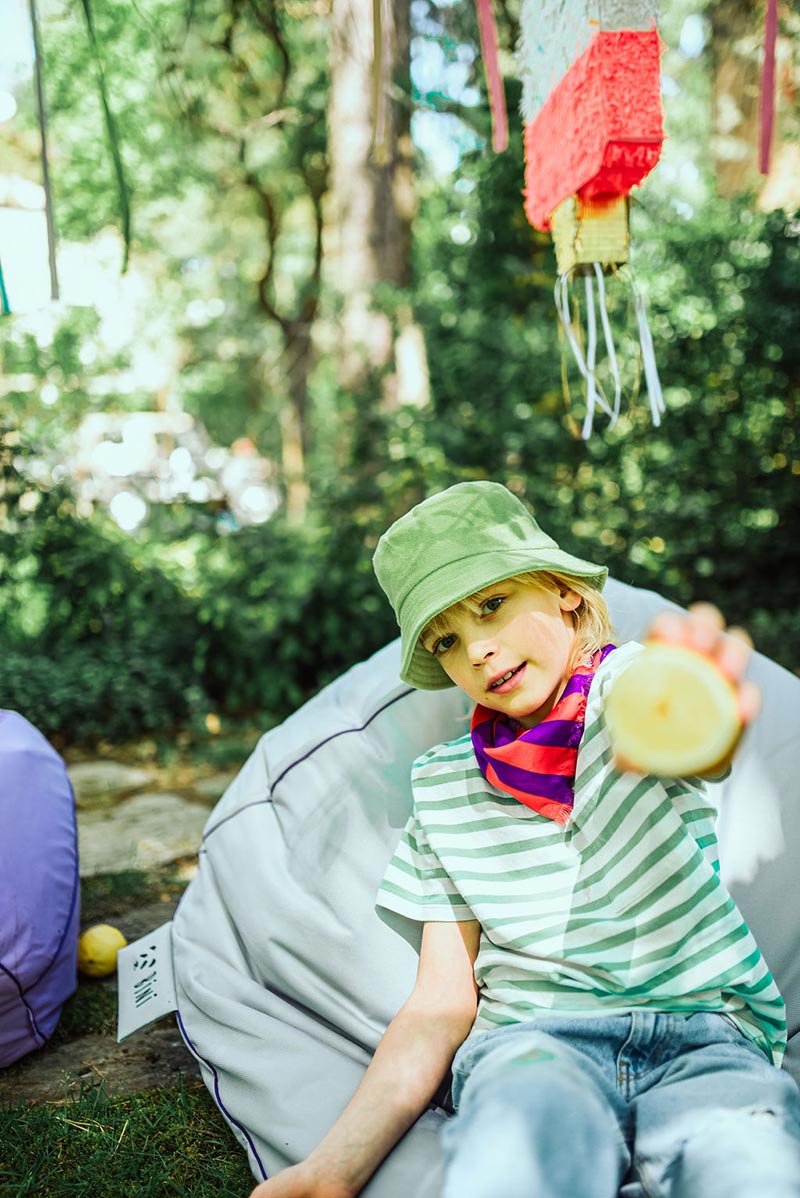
left=422, top=571, right=614, bottom=673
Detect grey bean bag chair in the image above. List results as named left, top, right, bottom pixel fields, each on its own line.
left=172, top=578, right=800, bottom=1192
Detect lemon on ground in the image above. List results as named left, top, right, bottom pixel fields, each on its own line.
left=606, top=643, right=741, bottom=777
left=77, top=923, right=128, bottom=978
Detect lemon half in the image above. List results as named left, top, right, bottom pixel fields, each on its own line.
left=77, top=924, right=128, bottom=978
left=606, top=644, right=741, bottom=777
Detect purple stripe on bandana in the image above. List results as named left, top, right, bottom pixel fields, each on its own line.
left=521, top=718, right=586, bottom=748
left=483, top=757, right=577, bottom=803
left=475, top=714, right=586, bottom=750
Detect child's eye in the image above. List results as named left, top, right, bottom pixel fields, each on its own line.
left=432, top=633, right=457, bottom=656
left=481, top=596, right=505, bottom=615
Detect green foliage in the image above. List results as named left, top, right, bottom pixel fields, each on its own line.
left=0, top=448, right=205, bottom=743
left=3, top=10, right=798, bottom=749
left=0, top=435, right=401, bottom=740
left=405, top=143, right=800, bottom=671
left=193, top=509, right=399, bottom=714
left=3, top=191, right=798, bottom=747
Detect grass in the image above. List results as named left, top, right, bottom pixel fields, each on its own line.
left=0, top=1079, right=256, bottom=1197
left=1, top=726, right=277, bottom=1196
left=1, top=852, right=261, bottom=1197
left=47, top=862, right=192, bottom=1042
left=49, top=981, right=119, bottom=1044
left=80, top=862, right=190, bottom=924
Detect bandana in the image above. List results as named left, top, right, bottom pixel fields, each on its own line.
left=471, top=645, right=616, bottom=824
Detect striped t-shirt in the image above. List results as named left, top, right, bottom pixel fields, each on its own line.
left=377, top=641, right=786, bottom=1065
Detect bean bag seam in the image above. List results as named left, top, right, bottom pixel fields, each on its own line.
left=175, top=1008, right=269, bottom=1180
left=202, top=688, right=415, bottom=842
left=0, top=959, right=46, bottom=1047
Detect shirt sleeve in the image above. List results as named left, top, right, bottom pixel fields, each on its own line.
left=376, top=798, right=475, bottom=930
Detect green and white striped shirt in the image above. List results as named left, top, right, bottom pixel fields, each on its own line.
left=377, top=642, right=786, bottom=1064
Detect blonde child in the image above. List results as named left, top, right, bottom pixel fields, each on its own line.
left=251, top=481, right=800, bottom=1198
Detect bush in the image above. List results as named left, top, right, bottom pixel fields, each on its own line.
left=0, top=645, right=205, bottom=745
left=0, top=458, right=207, bottom=743
left=193, top=510, right=399, bottom=717
left=0, top=446, right=402, bottom=743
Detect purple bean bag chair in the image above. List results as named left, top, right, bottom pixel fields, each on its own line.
left=0, top=710, right=80, bottom=1067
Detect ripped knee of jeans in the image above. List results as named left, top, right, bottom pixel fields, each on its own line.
left=688, top=1105, right=779, bottom=1135
left=641, top=1104, right=800, bottom=1196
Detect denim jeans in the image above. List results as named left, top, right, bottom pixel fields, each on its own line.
left=441, top=1012, right=800, bottom=1198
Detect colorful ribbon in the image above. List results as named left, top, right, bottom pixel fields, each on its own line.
left=759, top=0, right=778, bottom=175
left=475, top=0, right=508, bottom=153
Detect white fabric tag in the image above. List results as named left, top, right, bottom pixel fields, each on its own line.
left=116, top=922, right=178, bottom=1042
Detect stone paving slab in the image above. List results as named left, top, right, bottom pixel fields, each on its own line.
left=67, top=762, right=153, bottom=806
left=77, top=793, right=209, bottom=877
left=192, top=770, right=238, bottom=802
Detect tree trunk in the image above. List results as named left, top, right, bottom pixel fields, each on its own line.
left=325, top=0, right=429, bottom=408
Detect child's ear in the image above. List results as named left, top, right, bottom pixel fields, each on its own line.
left=558, top=589, right=582, bottom=613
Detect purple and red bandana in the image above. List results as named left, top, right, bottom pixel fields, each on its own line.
left=471, top=645, right=616, bottom=824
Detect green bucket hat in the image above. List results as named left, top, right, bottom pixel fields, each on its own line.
left=373, top=481, right=607, bottom=690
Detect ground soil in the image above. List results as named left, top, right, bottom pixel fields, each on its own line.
left=0, top=895, right=201, bottom=1108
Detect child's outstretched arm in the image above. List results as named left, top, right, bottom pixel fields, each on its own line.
left=248, top=918, right=481, bottom=1198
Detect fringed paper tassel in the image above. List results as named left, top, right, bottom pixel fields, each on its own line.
left=550, top=193, right=663, bottom=438
left=632, top=279, right=665, bottom=428
left=555, top=265, right=663, bottom=439
left=555, top=267, right=617, bottom=439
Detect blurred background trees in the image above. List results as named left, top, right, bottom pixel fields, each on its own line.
left=0, top=0, right=798, bottom=746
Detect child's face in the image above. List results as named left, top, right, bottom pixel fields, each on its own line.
left=421, top=578, right=582, bottom=728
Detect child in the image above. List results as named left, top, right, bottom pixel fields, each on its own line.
left=250, top=481, right=800, bottom=1198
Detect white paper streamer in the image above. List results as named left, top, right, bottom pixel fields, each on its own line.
left=583, top=272, right=598, bottom=438
left=555, top=267, right=663, bottom=439
left=632, top=281, right=665, bottom=427
left=594, top=263, right=621, bottom=424
left=554, top=270, right=615, bottom=439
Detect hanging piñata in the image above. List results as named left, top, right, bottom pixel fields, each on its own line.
left=517, top=0, right=665, bottom=437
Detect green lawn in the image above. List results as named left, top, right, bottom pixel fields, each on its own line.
left=1, top=863, right=258, bottom=1198
left=0, top=1080, right=255, bottom=1197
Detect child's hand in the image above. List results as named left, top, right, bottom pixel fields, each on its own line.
left=249, top=1162, right=354, bottom=1198
left=645, top=603, right=761, bottom=730
left=609, top=603, right=761, bottom=778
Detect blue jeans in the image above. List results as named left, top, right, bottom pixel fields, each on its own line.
left=441, top=1013, right=800, bottom=1198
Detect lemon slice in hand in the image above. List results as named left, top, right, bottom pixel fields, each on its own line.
left=77, top=924, right=128, bottom=978
left=606, top=644, right=741, bottom=777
